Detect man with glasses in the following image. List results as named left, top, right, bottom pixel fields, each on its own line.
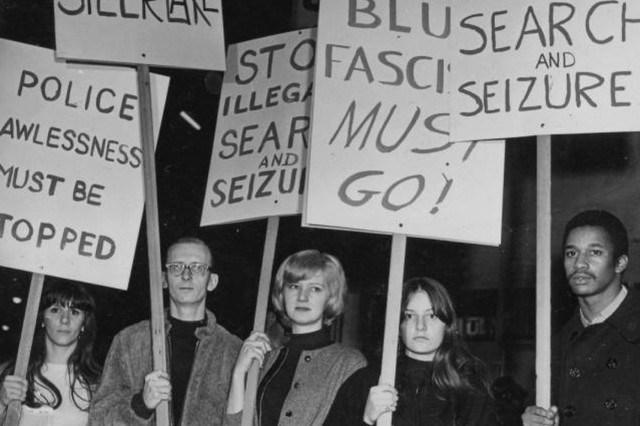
left=90, top=237, right=242, bottom=425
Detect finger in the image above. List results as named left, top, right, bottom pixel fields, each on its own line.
left=145, top=370, right=164, bottom=382
left=249, top=331, right=270, bottom=343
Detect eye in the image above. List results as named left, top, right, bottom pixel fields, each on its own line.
left=191, top=264, right=207, bottom=275
left=564, top=249, right=577, bottom=258
left=70, top=308, right=82, bottom=316
left=48, top=306, right=60, bottom=314
left=427, top=313, right=437, bottom=320
left=403, top=312, right=416, bottom=321
left=287, top=283, right=299, bottom=290
left=310, top=286, right=324, bottom=293
left=590, top=249, right=603, bottom=256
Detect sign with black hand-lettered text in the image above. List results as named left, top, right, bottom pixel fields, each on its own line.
left=0, top=39, right=169, bottom=289
left=54, top=0, right=225, bottom=70
left=304, top=0, right=505, bottom=246
left=451, top=0, right=640, bottom=141
left=201, top=29, right=314, bottom=226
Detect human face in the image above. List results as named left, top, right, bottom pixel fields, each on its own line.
left=283, top=271, right=331, bottom=334
left=164, top=242, right=218, bottom=311
left=400, top=291, right=446, bottom=361
left=564, top=226, right=627, bottom=301
left=43, top=303, right=85, bottom=350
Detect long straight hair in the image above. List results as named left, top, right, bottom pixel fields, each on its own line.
left=400, top=278, right=490, bottom=414
left=1, top=281, right=102, bottom=410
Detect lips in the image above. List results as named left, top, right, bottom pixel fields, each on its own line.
left=570, top=273, right=594, bottom=283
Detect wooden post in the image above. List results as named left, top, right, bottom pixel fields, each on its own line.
left=536, top=135, right=552, bottom=408
left=3, top=273, right=45, bottom=426
left=241, top=217, right=280, bottom=426
left=377, top=234, right=407, bottom=426
left=136, top=64, right=170, bottom=426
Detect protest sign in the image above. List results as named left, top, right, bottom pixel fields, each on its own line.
left=201, top=29, right=314, bottom=226
left=451, top=0, right=640, bottom=141
left=0, top=39, right=169, bottom=290
left=305, top=0, right=505, bottom=246
left=53, top=0, right=225, bottom=70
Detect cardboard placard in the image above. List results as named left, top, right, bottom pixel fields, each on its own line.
left=304, top=0, right=505, bottom=246
left=54, top=0, right=226, bottom=70
left=451, top=0, right=640, bottom=141
left=201, top=29, right=314, bottom=226
left=0, top=39, right=169, bottom=289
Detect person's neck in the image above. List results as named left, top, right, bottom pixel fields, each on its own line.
left=578, top=282, right=623, bottom=322
left=170, top=302, right=206, bottom=322
left=291, top=322, right=323, bottom=335
left=405, top=350, right=434, bottom=362
left=45, top=341, right=75, bottom=364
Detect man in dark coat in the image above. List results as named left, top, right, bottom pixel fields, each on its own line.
left=523, top=210, right=640, bottom=426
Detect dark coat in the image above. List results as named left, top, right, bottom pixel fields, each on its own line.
left=553, top=287, right=640, bottom=426
left=323, top=355, right=498, bottom=426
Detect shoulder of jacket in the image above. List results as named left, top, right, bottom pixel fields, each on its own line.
left=608, top=288, right=640, bottom=342
left=114, top=319, right=152, bottom=341
left=207, top=323, right=243, bottom=349
left=316, top=344, right=367, bottom=365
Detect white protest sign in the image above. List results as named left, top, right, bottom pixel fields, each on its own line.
left=54, top=0, right=225, bottom=70
left=201, top=29, right=314, bottom=226
left=0, top=39, right=169, bottom=290
left=304, top=0, right=505, bottom=246
left=451, top=0, right=640, bottom=141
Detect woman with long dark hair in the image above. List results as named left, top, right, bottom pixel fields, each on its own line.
left=0, top=281, right=101, bottom=426
left=324, top=277, right=497, bottom=426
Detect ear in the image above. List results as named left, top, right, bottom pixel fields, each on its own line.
left=162, top=272, right=168, bottom=289
left=207, top=273, right=219, bottom=292
left=615, top=255, right=629, bottom=274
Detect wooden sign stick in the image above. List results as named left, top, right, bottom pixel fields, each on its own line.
left=377, top=234, right=407, bottom=426
left=4, top=273, right=45, bottom=426
left=136, top=64, right=170, bottom=426
left=242, top=216, right=280, bottom=426
left=536, top=135, right=552, bottom=408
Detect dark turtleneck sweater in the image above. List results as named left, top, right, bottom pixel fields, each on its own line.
left=258, top=328, right=332, bottom=426
left=169, top=316, right=206, bottom=425
left=130, top=315, right=206, bottom=425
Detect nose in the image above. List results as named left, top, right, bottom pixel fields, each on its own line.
left=415, top=315, right=427, bottom=331
left=61, top=309, right=70, bottom=324
left=297, top=288, right=309, bottom=302
left=573, top=252, right=588, bottom=270
left=180, top=267, right=193, bottom=280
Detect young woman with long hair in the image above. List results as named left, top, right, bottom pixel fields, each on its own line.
left=324, top=277, right=497, bottom=426
left=227, top=249, right=367, bottom=426
left=0, top=281, right=101, bottom=426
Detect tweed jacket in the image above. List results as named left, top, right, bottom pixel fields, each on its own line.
left=89, top=310, right=241, bottom=426
left=553, top=287, right=640, bottom=426
left=227, top=342, right=366, bottom=426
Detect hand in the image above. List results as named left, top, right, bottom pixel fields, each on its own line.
left=0, top=375, right=27, bottom=407
left=522, top=405, right=559, bottom=426
left=233, top=331, right=272, bottom=377
left=363, top=384, right=398, bottom=425
left=142, top=371, right=171, bottom=410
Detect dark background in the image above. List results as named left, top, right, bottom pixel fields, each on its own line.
left=0, top=1, right=635, bottom=392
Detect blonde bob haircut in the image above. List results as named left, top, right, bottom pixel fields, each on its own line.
left=271, top=249, right=348, bottom=327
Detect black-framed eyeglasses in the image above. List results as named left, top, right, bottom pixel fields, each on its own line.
left=165, top=262, right=211, bottom=277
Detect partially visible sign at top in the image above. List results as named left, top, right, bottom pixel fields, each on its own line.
left=54, top=0, right=226, bottom=70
